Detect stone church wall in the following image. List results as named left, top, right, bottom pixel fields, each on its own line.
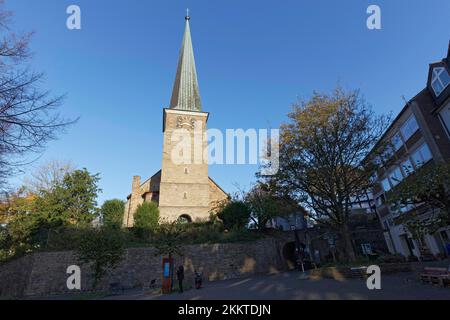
left=0, top=237, right=289, bottom=298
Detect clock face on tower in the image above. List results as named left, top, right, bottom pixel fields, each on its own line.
left=176, top=115, right=196, bottom=130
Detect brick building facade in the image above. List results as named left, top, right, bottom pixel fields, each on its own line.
left=369, top=42, right=450, bottom=259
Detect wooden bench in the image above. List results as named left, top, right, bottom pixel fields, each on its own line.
left=420, top=267, right=450, bottom=287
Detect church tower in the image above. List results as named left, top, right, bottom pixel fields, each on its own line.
left=158, top=13, right=211, bottom=222
left=122, top=13, right=228, bottom=227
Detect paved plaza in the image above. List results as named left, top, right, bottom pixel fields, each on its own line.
left=102, top=271, right=450, bottom=301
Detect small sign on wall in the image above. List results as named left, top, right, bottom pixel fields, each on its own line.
left=361, top=243, right=373, bottom=255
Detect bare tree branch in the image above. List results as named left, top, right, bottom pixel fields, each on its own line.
left=0, top=2, right=76, bottom=190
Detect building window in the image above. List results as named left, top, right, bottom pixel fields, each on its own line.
left=390, top=204, right=401, bottom=217
left=391, top=132, right=403, bottom=151
left=392, top=200, right=414, bottom=215
left=375, top=194, right=385, bottom=207
left=388, top=217, right=394, bottom=226
left=381, top=145, right=394, bottom=162
left=431, top=67, right=450, bottom=96
left=389, top=166, right=404, bottom=186
left=400, top=115, right=419, bottom=141
left=411, top=143, right=433, bottom=168
left=381, top=178, right=391, bottom=192
left=399, top=202, right=414, bottom=214
left=369, top=172, right=378, bottom=184
left=373, top=156, right=383, bottom=167
left=439, top=103, right=450, bottom=138
left=401, top=158, right=414, bottom=176
left=441, top=230, right=449, bottom=242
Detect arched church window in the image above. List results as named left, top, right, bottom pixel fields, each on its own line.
left=178, top=214, right=192, bottom=224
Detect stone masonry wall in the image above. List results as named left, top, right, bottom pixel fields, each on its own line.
left=0, top=254, right=34, bottom=297
left=0, top=237, right=288, bottom=298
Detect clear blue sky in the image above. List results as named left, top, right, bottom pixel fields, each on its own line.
left=5, top=0, right=450, bottom=204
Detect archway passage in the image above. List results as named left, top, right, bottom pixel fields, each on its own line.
left=282, top=242, right=297, bottom=270
left=178, top=214, right=192, bottom=224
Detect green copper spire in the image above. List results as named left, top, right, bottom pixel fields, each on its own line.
left=169, top=11, right=202, bottom=112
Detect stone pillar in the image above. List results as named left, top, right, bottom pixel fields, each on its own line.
left=124, top=176, right=141, bottom=227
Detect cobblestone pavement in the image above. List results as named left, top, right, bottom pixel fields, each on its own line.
left=103, top=271, right=450, bottom=300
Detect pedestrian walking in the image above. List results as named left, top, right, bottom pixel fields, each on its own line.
left=176, top=265, right=185, bottom=293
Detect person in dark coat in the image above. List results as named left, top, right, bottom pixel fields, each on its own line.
left=176, top=265, right=184, bottom=293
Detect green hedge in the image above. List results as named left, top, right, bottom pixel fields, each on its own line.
left=1, top=222, right=263, bottom=263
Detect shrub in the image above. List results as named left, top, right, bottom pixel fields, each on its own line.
left=217, top=201, right=250, bottom=230
left=101, top=199, right=125, bottom=229
left=75, top=227, right=125, bottom=288
left=32, top=168, right=101, bottom=226
left=179, top=221, right=223, bottom=244
left=44, top=226, right=85, bottom=251
left=0, top=213, right=54, bottom=260
left=134, top=202, right=159, bottom=231
left=377, top=254, right=407, bottom=264
left=218, top=229, right=262, bottom=243
left=153, top=221, right=185, bottom=258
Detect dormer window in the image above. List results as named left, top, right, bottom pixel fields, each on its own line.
left=431, top=67, right=450, bottom=96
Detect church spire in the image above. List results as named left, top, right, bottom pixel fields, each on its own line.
left=169, top=10, right=202, bottom=112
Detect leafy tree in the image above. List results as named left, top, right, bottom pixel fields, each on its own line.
left=245, top=182, right=302, bottom=230
left=32, top=168, right=101, bottom=227
left=0, top=188, right=36, bottom=225
left=217, top=201, right=251, bottom=230
left=0, top=189, right=38, bottom=260
left=262, top=87, right=390, bottom=261
left=0, top=3, right=75, bottom=190
left=389, top=162, right=450, bottom=244
left=0, top=211, right=38, bottom=260
left=0, top=168, right=101, bottom=261
left=153, top=221, right=185, bottom=259
left=134, top=202, right=159, bottom=230
left=75, top=227, right=125, bottom=288
left=101, top=199, right=125, bottom=229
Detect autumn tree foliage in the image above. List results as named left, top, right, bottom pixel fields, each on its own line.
left=262, top=87, right=390, bottom=261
